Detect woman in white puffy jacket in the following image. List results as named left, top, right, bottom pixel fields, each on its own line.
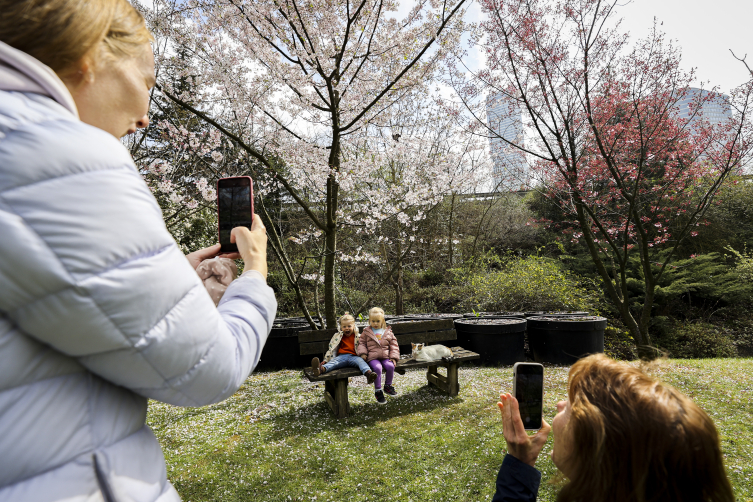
left=0, top=1, right=277, bottom=501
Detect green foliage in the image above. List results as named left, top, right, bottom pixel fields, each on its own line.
left=653, top=253, right=750, bottom=309
left=684, top=177, right=753, bottom=256
left=725, top=319, right=753, bottom=357
left=657, top=322, right=737, bottom=359
left=170, top=206, right=218, bottom=254
left=725, top=245, right=753, bottom=283
left=450, top=254, right=601, bottom=313
left=603, top=325, right=638, bottom=361
left=420, top=268, right=446, bottom=287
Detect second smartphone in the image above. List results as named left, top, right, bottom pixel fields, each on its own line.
left=217, top=176, right=254, bottom=253
left=512, top=362, right=544, bottom=430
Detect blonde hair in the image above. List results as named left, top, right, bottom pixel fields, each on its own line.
left=368, top=307, right=386, bottom=329
left=338, top=312, right=358, bottom=335
left=0, top=0, right=153, bottom=77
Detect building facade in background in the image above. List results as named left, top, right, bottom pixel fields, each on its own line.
left=486, top=94, right=527, bottom=191
left=674, top=87, right=731, bottom=126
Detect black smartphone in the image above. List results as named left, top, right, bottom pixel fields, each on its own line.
left=512, top=362, right=544, bottom=430
left=217, top=176, right=254, bottom=253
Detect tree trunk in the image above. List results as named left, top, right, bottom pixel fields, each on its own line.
left=324, top=174, right=338, bottom=328
left=448, top=192, right=456, bottom=267
left=394, top=240, right=404, bottom=315
left=324, top=89, right=341, bottom=329
left=573, top=201, right=652, bottom=349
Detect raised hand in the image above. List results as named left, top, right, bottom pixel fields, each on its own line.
left=230, top=214, right=268, bottom=278
left=497, top=393, right=551, bottom=467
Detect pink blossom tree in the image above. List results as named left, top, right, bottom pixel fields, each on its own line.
left=138, top=0, right=475, bottom=327
left=445, top=0, right=753, bottom=349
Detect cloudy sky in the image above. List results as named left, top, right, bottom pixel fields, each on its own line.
left=411, top=0, right=752, bottom=95
left=618, top=0, right=752, bottom=94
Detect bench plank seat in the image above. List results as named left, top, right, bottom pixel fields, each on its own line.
left=301, top=347, right=479, bottom=381
left=299, top=322, right=479, bottom=418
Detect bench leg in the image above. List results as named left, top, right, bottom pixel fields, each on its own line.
left=447, top=362, right=459, bottom=397
left=426, top=363, right=460, bottom=397
left=426, top=365, right=447, bottom=393
left=324, top=379, right=350, bottom=419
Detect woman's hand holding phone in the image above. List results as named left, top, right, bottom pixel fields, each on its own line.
left=497, top=393, right=551, bottom=467
left=230, top=214, right=267, bottom=278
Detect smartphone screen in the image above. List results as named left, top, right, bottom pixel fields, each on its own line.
left=513, top=363, right=544, bottom=430
left=217, top=177, right=253, bottom=253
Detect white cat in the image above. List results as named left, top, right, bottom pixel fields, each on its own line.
left=411, top=343, right=454, bottom=362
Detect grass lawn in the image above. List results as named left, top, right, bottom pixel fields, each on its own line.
left=148, top=359, right=753, bottom=501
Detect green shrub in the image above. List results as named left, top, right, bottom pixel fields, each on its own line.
left=604, top=325, right=638, bottom=361
left=659, top=322, right=737, bottom=359
left=726, top=319, right=753, bottom=357
left=451, top=255, right=601, bottom=313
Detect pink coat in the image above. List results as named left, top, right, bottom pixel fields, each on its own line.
left=357, top=326, right=400, bottom=362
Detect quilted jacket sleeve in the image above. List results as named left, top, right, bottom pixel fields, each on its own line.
left=0, top=117, right=276, bottom=407
left=388, top=331, right=400, bottom=360
left=355, top=329, right=369, bottom=357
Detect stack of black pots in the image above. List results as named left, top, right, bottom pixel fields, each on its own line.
left=454, top=312, right=527, bottom=365
left=454, top=311, right=606, bottom=366
left=525, top=313, right=606, bottom=365
left=256, top=317, right=318, bottom=370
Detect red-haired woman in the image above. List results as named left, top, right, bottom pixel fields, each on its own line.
left=493, top=354, right=735, bottom=502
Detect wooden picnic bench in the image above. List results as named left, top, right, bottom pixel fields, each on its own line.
left=298, top=319, right=480, bottom=418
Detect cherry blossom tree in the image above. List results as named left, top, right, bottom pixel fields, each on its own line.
left=445, top=0, right=753, bottom=349
left=137, top=0, right=475, bottom=327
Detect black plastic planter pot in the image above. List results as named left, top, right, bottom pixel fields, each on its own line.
left=524, top=311, right=590, bottom=318
left=400, top=313, right=463, bottom=321
left=527, top=316, right=606, bottom=365
left=257, top=322, right=311, bottom=370
left=463, top=312, right=492, bottom=318
left=454, top=318, right=527, bottom=365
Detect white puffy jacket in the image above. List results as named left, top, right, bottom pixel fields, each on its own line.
left=0, top=41, right=277, bottom=502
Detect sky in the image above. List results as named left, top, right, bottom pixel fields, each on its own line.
left=395, top=0, right=753, bottom=95
left=412, top=0, right=753, bottom=187
left=618, top=0, right=753, bottom=94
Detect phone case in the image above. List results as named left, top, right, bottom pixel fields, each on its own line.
left=217, top=176, right=254, bottom=253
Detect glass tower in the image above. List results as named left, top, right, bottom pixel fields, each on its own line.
left=674, top=87, right=731, bottom=126
left=486, top=93, right=527, bottom=191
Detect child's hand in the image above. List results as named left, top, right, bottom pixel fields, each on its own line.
left=391, top=358, right=398, bottom=366
left=361, top=355, right=367, bottom=361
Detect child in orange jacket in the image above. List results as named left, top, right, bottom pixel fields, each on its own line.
left=311, top=313, right=377, bottom=384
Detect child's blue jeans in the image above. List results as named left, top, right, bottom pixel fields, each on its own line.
left=324, top=353, right=371, bottom=374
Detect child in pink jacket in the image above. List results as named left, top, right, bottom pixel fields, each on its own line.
left=357, top=307, right=400, bottom=404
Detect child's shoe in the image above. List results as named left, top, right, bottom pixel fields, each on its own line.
left=384, top=384, right=398, bottom=396
left=311, top=357, right=325, bottom=377
left=374, top=390, right=387, bottom=405
left=365, top=370, right=377, bottom=384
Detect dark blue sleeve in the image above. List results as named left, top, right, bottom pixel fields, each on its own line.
left=491, top=454, right=541, bottom=502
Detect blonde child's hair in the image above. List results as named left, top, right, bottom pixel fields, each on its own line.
left=368, top=307, right=387, bottom=329
left=339, top=312, right=359, bottom=334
